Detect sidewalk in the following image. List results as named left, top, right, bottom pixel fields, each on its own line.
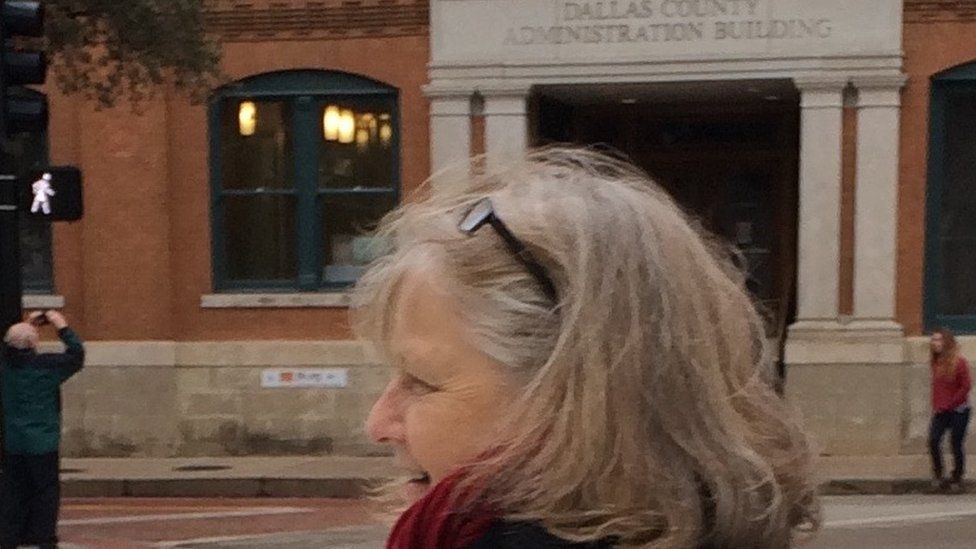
left=59, top=456, right=397, bottom=498
left=819, top=454, right=976, bottom=495
left=56, top=454, right=974, bottom=498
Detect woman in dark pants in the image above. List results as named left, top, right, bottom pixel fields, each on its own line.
left=929, top=328, right=972, bottom=493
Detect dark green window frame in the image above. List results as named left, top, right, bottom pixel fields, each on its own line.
left=924, top=61, right=976, bottom=332
left=209, top=70, right=400, bottom=292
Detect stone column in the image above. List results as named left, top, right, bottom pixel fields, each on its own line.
left=850, top=75, right=908, bottom=333
left=483, top=90, right=530, bottom=165
left=785, top=77, right=908, bottom=459
left=428, top=93, right=472, bottom=173
left=792, top=77, right=847, bottom=329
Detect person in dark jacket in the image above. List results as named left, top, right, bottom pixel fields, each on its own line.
left=356, top=149, right=820, bottom=549
left=0, top=310, right=85, bottom=549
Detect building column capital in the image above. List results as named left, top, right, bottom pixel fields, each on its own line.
left=793, top=75, right=850, bottom=91
left=428, top=95, right=472, bottom=117
left=794, top=76, right=847, bottom=109
left=428, top=91, right=474, bottom=174
left=852, top=74, right=908, bottom=108
left=850, top=73, right=908, bottom=91
left=481, top=89, right=530, bottom=117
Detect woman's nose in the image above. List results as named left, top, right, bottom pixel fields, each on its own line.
left=366, top=379, right=404, bottom=444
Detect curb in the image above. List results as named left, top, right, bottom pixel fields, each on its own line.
left=820, top=479, right=976, bottom=496
left=62, top=477, right=380, bottom=498
left=61, top=477, right=976, bottom=498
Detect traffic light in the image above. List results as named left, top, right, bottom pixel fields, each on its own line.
left=20, top=167, right=83, bottom=221
left=19, top=166, right=83, bottom=222
left=0, top=0, right=46, bottom=136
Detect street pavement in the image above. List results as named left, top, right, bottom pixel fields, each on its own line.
left=810, top=494, right=976, bottom=548
left=55, top=494, right=976, bottom=548
left=58, top=498, right=383, bottom=548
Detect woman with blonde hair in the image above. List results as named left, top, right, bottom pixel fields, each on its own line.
left=356, top=147, right=819, bottom=548
left=928, top=328, right=972, bottom=493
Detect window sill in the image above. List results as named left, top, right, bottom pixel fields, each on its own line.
left=22, top=295, right=65, bottom=309
left=200, top=292, right=352, bottom=309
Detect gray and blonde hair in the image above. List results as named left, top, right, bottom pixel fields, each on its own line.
left=354, top=147, right=819, bottom=548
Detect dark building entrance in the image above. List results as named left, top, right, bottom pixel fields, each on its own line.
left=533, top=80, right=800, bottom=338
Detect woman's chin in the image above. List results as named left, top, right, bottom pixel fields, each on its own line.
left=403, top=479, right=432, bottom=503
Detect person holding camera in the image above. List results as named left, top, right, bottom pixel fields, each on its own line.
left=0, top=310, right=85, bottom=549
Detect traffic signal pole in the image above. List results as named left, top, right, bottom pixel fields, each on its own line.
left=0, top=0, right=47, bottom=467
left=0, top=173, right=20, bottom=332
left=0, top=0, right=48, bottom=333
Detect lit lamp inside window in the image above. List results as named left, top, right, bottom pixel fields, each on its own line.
left=356, top=129, right=370, bottom=150
left=323, top=105, right=341, bottom=141
left=356, top=114, right=373, bottom=151
left=361, top=113, right=377, bottom=141
left=379, top=114, right=393, bottom=146
left=338, top=109, right=356, bottom=144
left=239, top=101, right=257, bottom=136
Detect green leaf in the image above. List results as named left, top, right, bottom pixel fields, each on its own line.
left=44, top=0, right=223, bottom=108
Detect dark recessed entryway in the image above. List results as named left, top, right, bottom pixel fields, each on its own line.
left=533, top=79, right=800, bottom=339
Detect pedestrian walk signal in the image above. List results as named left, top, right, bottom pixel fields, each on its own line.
left=20, top=166, right=82, bottom=222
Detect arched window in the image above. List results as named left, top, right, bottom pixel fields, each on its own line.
left=5, top=87, right=53, bottom=293
left=925, top=61, right=976, bottom=331
left=209, top=70, right=400, bottom=291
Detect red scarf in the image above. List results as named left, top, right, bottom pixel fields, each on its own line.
left=386, top=470, right=496, bottom=549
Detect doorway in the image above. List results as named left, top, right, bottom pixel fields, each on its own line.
left=533, top=80, right=800, bottom=337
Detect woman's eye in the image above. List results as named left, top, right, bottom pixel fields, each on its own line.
left=401, top=373, right=437, bottom=394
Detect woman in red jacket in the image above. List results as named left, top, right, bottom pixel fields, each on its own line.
left=929, top=328, right=972, bottom=493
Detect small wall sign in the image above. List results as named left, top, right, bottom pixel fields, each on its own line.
left=261, top=368, right=349, bottom=388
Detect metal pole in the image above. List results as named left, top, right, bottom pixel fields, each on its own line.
left=0, top=173, right=21, bottom=332
left=0, top=173, right=19, bottom=466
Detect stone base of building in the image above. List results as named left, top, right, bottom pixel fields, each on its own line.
left=46, top=333, right=970, bottom=458
left=51, top=340, right=391, bottom=458
left=786, top=322, right=975, bottom=457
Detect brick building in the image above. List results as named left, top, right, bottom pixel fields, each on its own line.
left=14, top=0, right=976, bottom=457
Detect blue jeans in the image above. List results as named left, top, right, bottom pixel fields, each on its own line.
left=929, top=408, right=972, bottom=482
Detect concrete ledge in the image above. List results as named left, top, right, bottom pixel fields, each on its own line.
left=58, top=456, right=396, bottom=498
left=61, top=475, right=972, bottom=498
left=262, top=478, right=373, bottom=498
left=22, top=294, right=65, bottom=309
left=61, top=479, right=126, bottom=498
left=61, top=477, right=378, bottom=498
left=55, top=455, right=975, bottom=498
left=820, top=479, right=976, bottom=496
left=126, top=479, right=264, bottom=498
left=200, top=293, right=351, bottom=309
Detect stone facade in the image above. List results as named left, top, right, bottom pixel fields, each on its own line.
left=54, top=341, right=388, bottom=457
left=19, top=1, right=976, bottom=457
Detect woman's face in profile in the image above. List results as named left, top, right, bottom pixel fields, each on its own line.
left=366, top=273, right=517, bottom=502
left=931, top=333, right=944, bottom=354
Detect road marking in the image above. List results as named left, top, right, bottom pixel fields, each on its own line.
left=60, top=507, right=311, bottom=526
left=825, top=509, right=976, bottom=529
left=65, top=504, right=243, bottom=512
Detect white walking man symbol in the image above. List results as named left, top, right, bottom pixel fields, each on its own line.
left=31, top=172, right=55, bottom=215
